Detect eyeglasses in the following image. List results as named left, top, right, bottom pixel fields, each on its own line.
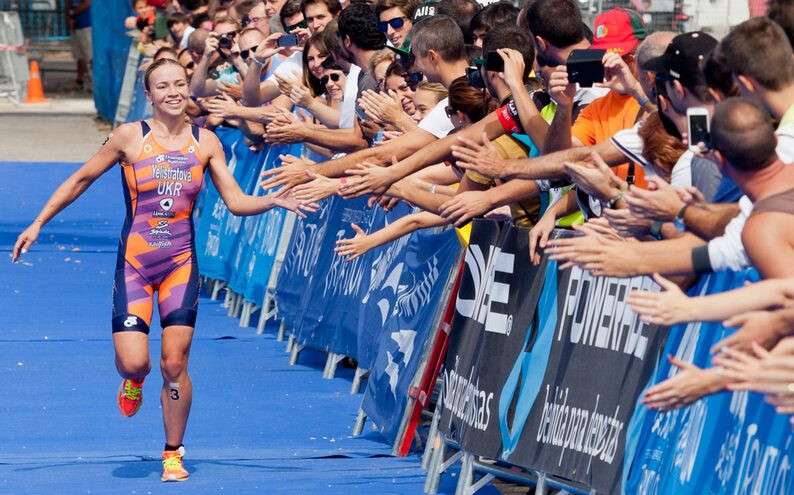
left=321, top=72, right=342, bottom=86
left=184, top=61, right=195, bottom=70
left=243, top=14, right=266, bottom=26
left=239, top=46, right=257, bottom=60
left=286, top=19, right=308, bottom=33
left=378, top=16, right=407, bottom=33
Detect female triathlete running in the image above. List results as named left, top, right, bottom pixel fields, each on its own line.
left=11, top=58, right=315, bottom=482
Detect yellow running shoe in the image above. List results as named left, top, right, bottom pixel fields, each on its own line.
left=161, top=449, right=189, bottom=482
left=117, top=378, right=144, bottom=417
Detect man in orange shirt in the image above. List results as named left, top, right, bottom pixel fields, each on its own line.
left=542, top=8, right=651, bottom=219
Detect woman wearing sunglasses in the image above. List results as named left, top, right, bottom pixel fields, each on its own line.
left=375, top=0, right=418, bottom=49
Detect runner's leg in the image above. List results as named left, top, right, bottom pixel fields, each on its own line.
left=160, top=325, right=194, bottom=446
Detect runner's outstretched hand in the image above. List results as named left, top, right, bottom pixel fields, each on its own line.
left=12, top=223, right=40, bottom=262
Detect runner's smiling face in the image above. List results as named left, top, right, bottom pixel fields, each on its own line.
left=147, top=64, right=190, bottom=117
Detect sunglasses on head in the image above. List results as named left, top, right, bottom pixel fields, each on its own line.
left=321, top=72, right=342, bottom=85
left=444, top=106, right=458, bottom=118
left=378, top=16, right=406, bottom=33
left=286, top=19, right=308, bottom=33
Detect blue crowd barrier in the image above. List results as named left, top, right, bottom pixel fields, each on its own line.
left=623, top=268, right=794, bottom=494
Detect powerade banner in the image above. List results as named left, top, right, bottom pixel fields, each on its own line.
left=291, top=195, right=376, bottom=359
left=439, top=219, right=547, bottom=457
left=439, top=222, right=665, bottom=494
left=624, top=268, right=794, bottom=495
left=355, top=202, right=415, bottom=370
left=361, top=220, right=461, bottom=442
left=512, top=262, right=665, bottom=494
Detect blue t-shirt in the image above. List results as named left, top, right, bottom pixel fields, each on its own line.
left=712, top=174, right=743, bottom=203
left=70, top=1, right=91, bottom=29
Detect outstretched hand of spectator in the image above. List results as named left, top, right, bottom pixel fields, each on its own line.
left=265, top=112, right=308, bottom=144
left=335, top=223, right=374, bottom=262
left=358, top=90, right=407, bottom=127
left=291, top=169, right=340, bottom=203
left=712, top=343, right=794, bottom=404
left=260, top=154, right=315, bottom=191
left=439, top=190, right=494, bottom=227
left=218, top=82, right=243, bottom=100
left=564, top=151, right=627, bottom=202
left=451, top=132, right=504, bottom=179
left=545, top=223, right=641, bottom=277
left=204, top=92, right=239, bottom=119
left=625, top=176, right=686, bottom=222
left=710, top=310, right=790, bottom=354
left=267, top=188, right=319, bottom=219
left=627, top=273, right=692, bottom=325
left=602, top=207, right=652, bottom=238
left=339, top=159, right=395, bottom=199
left=642, top=355, right=724, bottom=411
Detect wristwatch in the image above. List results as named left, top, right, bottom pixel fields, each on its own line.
left=674, top=204, right=689, bottom=232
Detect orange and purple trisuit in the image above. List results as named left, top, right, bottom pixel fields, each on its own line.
left=112, top=121, right=205, bottom=334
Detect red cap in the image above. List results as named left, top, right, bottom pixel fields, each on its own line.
left=146, top=0, right=168, bottom=8
left=591, top=8, right=647, bottom=55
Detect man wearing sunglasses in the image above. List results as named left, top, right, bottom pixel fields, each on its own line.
left=376, top=0, right=416, bottom=49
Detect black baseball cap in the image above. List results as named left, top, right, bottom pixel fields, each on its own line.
left=641, top=31, right=717, bottom=91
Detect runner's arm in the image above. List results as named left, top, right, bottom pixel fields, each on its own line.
left=12, top=125, right=130, bottom=260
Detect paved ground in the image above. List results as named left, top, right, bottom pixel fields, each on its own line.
left=0, top=114, right=108, bottom=163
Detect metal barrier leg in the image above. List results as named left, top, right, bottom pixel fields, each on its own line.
left=231, top=294, right=244, bottom=318
left=352, top=407, right=367, bottom=436
left=222, top=287, right=232, bottom=308
left=350, top=367, right=368, bottom=394
left=324, top=353, right=344, bottom=379
left=425, top=440, right=460, bottom=495
left=256, top=293, right=273, bottom=335
left=455, top=453, right=474, bottom=495
left=289, top=342, right=304, bottom=365
left=534, top=472, right=546, bottom=495
left=286, top=334, right=294, bottom=353
left=421, top=387, right=444, bottom=472
left=211, top=280, right=224, bottom=300
left=276, top=320, right=286, bottom=341
left=239, top=301, right=252, bottom=327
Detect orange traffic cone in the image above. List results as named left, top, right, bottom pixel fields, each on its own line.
left=26, top=60, right=47, bottom=103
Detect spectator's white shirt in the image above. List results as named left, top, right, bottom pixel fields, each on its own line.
left=267, top=50, right=303, bottom=83
left=670, top=149, right=693, bottom=188
left=179, top=26, right=195, bottom=50
left=708, top=195, right=753, bottom=271
left=611, top=121, right=652, bottom=173
left=418, top=97, right=455, bottom=139
left=775, top=126, right=794, bottom=163
left=338, top=65, right=362, bottom=130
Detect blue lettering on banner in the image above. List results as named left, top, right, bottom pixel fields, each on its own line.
left=623, top=268, right=794, bottom=494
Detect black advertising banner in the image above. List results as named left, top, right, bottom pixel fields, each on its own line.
left=512, top=261, right=665, bottom=494
left=438, top=219, right=546, bottom=458
left=439, top=221, right=665, bottom=494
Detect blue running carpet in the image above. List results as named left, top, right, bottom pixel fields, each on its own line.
left=0, top=162, right=479, bottom=495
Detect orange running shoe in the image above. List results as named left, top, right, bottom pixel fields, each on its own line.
left=117, top=378, right=144, bottom=417
left=161, top=449, right=189, bottom=482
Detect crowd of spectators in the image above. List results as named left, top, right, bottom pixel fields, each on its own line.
left=124, top=0, right=794, bottom=423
